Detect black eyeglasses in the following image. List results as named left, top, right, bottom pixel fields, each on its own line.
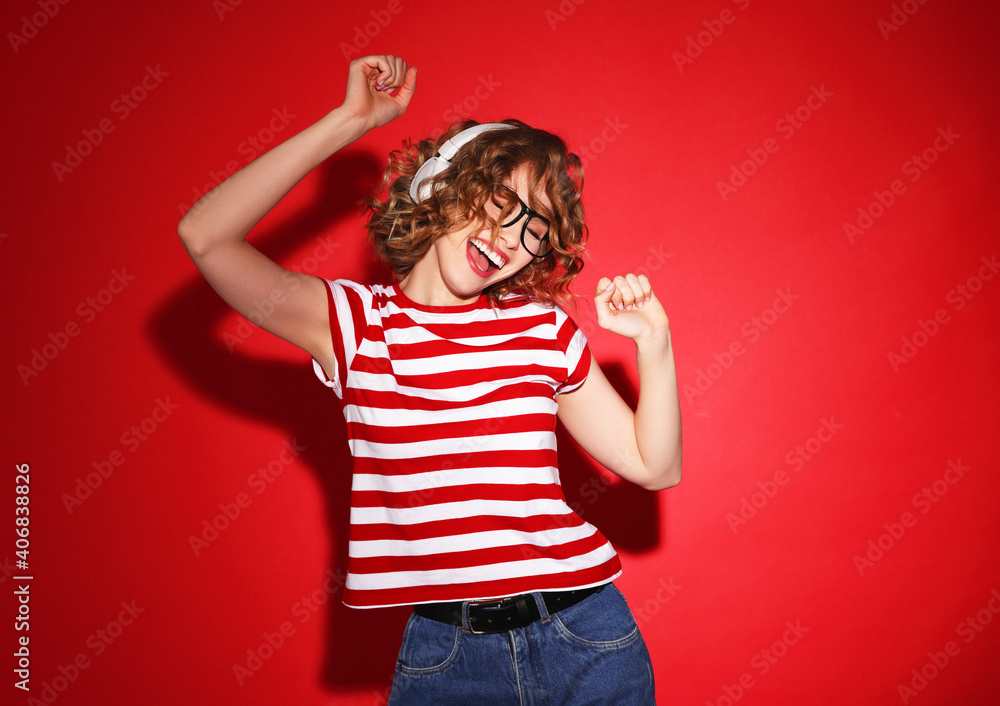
left=490, top=185, right=552, bottom=258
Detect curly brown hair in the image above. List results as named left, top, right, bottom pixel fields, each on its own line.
left=362, top=118, right=589, bottom=310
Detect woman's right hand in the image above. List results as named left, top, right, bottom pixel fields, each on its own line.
left=342, top=54, right=417, bottom=132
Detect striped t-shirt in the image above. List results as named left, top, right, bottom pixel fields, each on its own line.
left=311, top=278, right=622, bottom=608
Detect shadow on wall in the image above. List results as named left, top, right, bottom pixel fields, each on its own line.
left=147, top=150, right=661, bottom=692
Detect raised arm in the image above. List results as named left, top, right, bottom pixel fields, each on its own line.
left=177, top=55, right=417, bottom=372
left=556, top=274, right=682, bottom=491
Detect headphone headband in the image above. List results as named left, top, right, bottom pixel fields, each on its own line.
left=408, top=123, right=516, bottom=203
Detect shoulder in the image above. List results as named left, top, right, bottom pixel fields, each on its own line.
left=315, top=279, right=382, bottom=337
left=326, top=278, right=371, bottom=295
left=319, top=278, right=379, bottom=307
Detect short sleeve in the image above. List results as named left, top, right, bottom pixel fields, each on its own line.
left=553, top=308, right=592, bottom=397
left=310, top=278, right=370, bottom=399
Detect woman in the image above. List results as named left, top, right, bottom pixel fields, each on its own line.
left=178, top=54, right=681, bottom=704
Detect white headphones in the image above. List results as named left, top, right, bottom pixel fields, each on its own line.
left=408, top=122, right=516, bottom=203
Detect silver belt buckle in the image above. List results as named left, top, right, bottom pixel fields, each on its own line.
left=465, top=597, right=510, bottom=635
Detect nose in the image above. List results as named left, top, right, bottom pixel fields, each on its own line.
left=495, top=222, right=520, bottom=251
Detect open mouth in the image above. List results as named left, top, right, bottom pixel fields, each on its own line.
left=466, top=238, right=506, bottom=278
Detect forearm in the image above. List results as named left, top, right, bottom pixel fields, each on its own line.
left=633, top=326, right=682, bottom=489
left=177, top=106, right=370, bottom=253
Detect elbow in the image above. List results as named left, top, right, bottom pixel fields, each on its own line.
left=177, top=221, right=208, bottom=260
left=177, top=218, right=194, bottom=245
left=642, top=460, right=682, bottom=492
left=645, top=475, right=680, bottom=492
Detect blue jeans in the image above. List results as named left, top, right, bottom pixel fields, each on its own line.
left=387, top=583, right=656, bottom=705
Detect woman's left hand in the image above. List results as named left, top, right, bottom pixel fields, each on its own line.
left=595, top=274, right=670, bottom=341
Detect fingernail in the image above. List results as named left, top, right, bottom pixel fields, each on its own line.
left=637, top=301, right=644, bottom=308
left=626, top=304, right=633, bottom=311
left=604, top=282, right=614, bottom=292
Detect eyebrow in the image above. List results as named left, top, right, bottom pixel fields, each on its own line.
left=512, top=189, right=551, bottom=223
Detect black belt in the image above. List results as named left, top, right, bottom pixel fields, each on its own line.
left=414, top=583, right=607, bottom=634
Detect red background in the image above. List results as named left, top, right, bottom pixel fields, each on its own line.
left=4, top=0, right=999, bottom=704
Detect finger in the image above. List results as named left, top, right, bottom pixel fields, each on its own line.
left=595, top=277, right=614, bottom=300
left=383, top=56, right=401, bottom=89
left=623, top=273, right=645, bottom=309
left=596, top=278, right=617, bottom=317
left=392, top=66, right=418, bottom=107
left=382, top=57, right=410, bottom=92
left=364, top=55, right=388, bottom=77
left=613, top=275, right=632, bottom=310
left=389, top=58, right=408, bottom=92
left=353, top=56, right=382, bottom=87
left=605, top=277, right=623, bottom=310
left=372, top=55, right=393, bottom=89
left=637, top=273, right=652, bottom=302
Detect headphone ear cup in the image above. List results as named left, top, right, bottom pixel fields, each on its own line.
left=408, top=123, right=515, bottom=203
left=409, top=156, right=448, bottom=203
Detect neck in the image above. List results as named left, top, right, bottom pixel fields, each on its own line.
left=399, top=259, right=481, bottom=308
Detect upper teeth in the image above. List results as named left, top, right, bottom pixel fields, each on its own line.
left=471, top=239, right=504, bottom=269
